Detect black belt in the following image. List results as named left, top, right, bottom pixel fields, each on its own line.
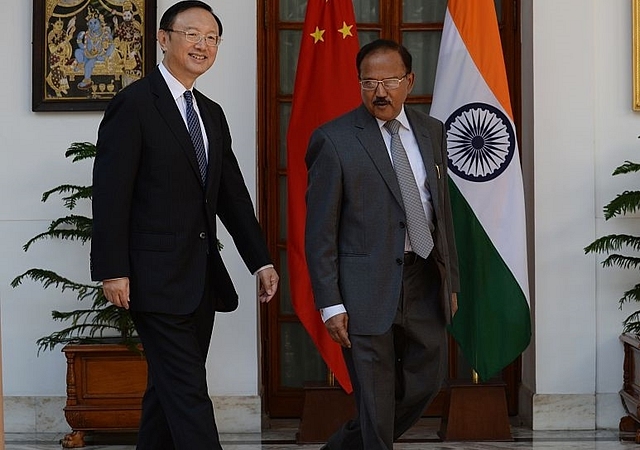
left=403, top=251, right=422, bottom=266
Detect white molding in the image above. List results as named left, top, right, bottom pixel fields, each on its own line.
left=532, top=394, right=595, bottom=430
left=3, top=395, right=261, bottom=434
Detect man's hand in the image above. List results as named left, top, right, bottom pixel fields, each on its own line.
left=451, top=292, right=458, bottom=317
left=325, top=313, right=351, bottom=348
left=102, top=277, right=130, bottom=309
left=257, top=267, right=279, bottom=303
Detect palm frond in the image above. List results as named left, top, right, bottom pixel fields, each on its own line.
left=22, top=215, right=92, bottom=251
left=623, top=310, right=640, bottom=334
left=65, top=142, right=97, bottom=162
left=588, top=145, right=640, bottom=334
left=619, top=284, right=640, bottom=307
left=603, top=191, right=640, bottom=220
left=613, top=160, right=640, bottom=176
left=36, top=327, right=137, bottom=354
left=13, top=141, right=137, bottom=353
left=11, top=269, right=97, bottom=298
left=600, top=254, right=640, bottom=270
left=584, top=234, right=640, bottom=254
left=41, top=184, right=92, bottom=210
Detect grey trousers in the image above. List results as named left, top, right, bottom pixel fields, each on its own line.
left=327, top=255, right=447, bottom=450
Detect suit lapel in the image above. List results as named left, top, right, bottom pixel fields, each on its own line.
left=406, top=107, right=441, bottom=213
left=355, top=105, right=404, bottom=209
left=148, top=68, right=203, bottom=186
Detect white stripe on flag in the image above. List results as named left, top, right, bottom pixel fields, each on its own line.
left=431, top=10, right=529, bottom=301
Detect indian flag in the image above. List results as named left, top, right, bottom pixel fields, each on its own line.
left=430, top=0, right=531, bottom=381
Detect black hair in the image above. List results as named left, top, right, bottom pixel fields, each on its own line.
left=159, top=1, right=223, bottom=36
left=356, top=39, right=412, bottom=77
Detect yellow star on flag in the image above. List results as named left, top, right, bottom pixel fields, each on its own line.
left=310, top=26, right=325, bottom=43
left=338, top=21, right=354, bottom=39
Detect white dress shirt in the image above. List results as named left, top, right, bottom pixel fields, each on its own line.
left=158, top=63, right=209, bottom=161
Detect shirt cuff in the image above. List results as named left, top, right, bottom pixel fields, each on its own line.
left=253, top=264, right=274, bottom=275
left=320, top=304, right=347, bottom=322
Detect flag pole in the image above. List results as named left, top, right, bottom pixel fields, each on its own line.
left=327, top=370, right=335, bottom=387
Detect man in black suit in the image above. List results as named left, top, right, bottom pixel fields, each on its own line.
left=90, top=2, right=279, bottom=449
left=305, top=39, right=459, bottom=450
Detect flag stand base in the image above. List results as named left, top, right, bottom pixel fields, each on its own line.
left=438, top=379, right=513, bottom=441
left=296, top=382, right=356, bottom=444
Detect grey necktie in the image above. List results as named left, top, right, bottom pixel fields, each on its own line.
left=384, top=119, right=434, bottom=259
left=183, top=90, right=208, bottom=185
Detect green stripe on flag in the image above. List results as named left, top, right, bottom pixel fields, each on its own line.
left=448, top=179, right=531, bottom=381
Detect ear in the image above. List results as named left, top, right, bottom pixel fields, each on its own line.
left=157, top=29, right=168, bottom=52
left=405, top=71, right=415, bottom=94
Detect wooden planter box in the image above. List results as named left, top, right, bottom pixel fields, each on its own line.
left=619, top=333, right=640, bottom=442
left=61, top=343, right=147, bottom=448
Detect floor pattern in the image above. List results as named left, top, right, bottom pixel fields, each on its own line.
left=4, top=419, right=639, bottom=449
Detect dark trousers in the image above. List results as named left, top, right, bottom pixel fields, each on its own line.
left=327, top=255, right=447, bottom=450
left=130, top=272, right=221, bottom=450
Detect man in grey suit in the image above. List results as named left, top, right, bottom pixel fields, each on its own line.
left=305, top=39, right=459, bottom=450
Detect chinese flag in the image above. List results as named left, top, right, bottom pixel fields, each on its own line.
left=286, top=0, right=361, bottom=393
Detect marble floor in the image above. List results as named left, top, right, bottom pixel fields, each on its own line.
left=4, top=419, right=640, bottom=449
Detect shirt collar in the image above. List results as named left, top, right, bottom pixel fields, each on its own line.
left=375, top=106, right=411, bottom=133
left=158, top=62, right=195, bottom=101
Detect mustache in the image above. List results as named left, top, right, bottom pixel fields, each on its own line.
left=373, top=97, right=390, bottom=106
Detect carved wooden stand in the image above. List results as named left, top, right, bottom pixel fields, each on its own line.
left=438, top=379, right=512, bottom=441
left=296, top=383, right=356, bottom=444
left=618, top=333, right=640, bottom=443
left=61, top=343, right=147, bottom=448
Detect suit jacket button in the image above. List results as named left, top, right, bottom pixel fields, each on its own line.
left=399, top=222, right=406, bottom=229
left=396, top=258, right=403, bottom=265
left=199, top=232, right=206, bottom=239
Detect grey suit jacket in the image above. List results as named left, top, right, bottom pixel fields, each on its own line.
left=305, top=104, right=459, bottom=335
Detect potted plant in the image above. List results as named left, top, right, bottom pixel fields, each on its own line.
left=584, top=152, right=640, bottom=442
left=11, top=142, right=147, bottom=448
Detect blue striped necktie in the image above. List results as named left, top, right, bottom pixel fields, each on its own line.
left=384, top=119, right=434, bottom=258
left=183, top=90, right=208, bottom=185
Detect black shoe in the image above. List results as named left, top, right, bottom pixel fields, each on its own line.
left=319, top=445, right=329, bottom=450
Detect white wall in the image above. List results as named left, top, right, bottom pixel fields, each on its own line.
left=526, top=0, right=640, bottom=429
left=592, top=0, right=640, bottom=427
left=0, top=0, right=261, bottom=413
left=533, top=0, right=597, bottom=394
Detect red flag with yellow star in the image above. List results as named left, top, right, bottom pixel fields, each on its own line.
left=286, top=0, right=360, bottom=393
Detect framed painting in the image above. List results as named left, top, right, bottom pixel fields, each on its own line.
left=634, top=0, right=640, bottom=110
left=32, top=0, right=157, bottom=112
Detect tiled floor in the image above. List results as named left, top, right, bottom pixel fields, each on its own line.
left=4, top=419, right=640, bottom=449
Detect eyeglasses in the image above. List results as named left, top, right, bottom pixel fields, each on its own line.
left=359, top=75, right=407, bottom=91
left=163, top=29, right=223, bottom=47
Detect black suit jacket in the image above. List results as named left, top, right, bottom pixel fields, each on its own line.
left=91, top=66, right=271, bottom=315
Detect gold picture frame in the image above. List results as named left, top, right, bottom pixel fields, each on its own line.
left=634, top=0, right=640, bottom=110
left=32, top=0, right=157, bottom=112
